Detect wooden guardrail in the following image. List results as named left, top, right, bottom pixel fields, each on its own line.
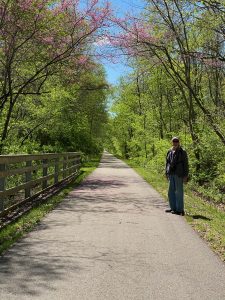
left=0, top=152, right=81, bottom=216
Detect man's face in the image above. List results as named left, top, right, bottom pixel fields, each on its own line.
left=172, top=140, right=179, bottom=149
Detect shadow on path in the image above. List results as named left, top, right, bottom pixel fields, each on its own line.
left=76, top=178, right=127, bottom=190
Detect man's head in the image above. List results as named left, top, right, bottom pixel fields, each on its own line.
left=172, top=136, right=180, bottom=150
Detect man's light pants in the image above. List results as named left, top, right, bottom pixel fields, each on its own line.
left=168, top=175, right=184, bottom=212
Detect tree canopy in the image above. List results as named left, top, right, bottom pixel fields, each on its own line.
left=106, top=0, right=225, bottom=201
left=0, top=0, right=110, bottom=154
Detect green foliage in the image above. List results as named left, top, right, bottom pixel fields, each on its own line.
left=0, top=1, right=110, bottom=156
left=215, top=159, right=225, bottom=192
left=107, top=56, right=224, bottom=204
left=0, top=62, right=108, bottom=155
left=106, top=0, right=225, bottom=206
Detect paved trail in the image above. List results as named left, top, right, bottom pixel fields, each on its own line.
left=0, top=152, right=225, bottom=300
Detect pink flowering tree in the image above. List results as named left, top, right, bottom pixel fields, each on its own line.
left=110, top=1, right=225, bottom=147
left=0, top=0, right=111, bottom=150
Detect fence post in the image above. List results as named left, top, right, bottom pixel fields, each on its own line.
left=74, top=156, right=80, bottom=174
left=63, top=156, right=67, bottom=179
left=25, top=161, right=32, bottom=198
left=54, top=157, right=59, bottom=184
left=0, top=164, right=6, bottom=211
left=78, top=155, right=81, bottom=170
left=42, top=159, right=48, bottom=189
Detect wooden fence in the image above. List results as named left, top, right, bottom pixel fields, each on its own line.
left=0, top=152, right=81, bottom=216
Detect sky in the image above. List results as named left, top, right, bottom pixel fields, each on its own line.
left=102, top=0, right=146, bottom=85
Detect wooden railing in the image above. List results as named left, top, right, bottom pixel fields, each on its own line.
left=0, top=152, right=81, bottom=216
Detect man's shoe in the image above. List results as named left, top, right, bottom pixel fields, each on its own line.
left=172, top=211, right=185, bottom=216
left=165, top=209, right=173, bottom=213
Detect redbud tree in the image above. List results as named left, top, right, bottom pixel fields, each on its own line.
left=109, top=0, right=225, bottom=147
left=0, top=0, right=111, bottom=148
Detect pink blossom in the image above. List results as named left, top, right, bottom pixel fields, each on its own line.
left=0, top=0, right=113, bottom=71
left=61, top=0, right=74, bottom=10
left=202, top=59, right=224, bottom=68
left=107, top=15, right=160, bottom=61
left=90, top=0, right=99, bottom=7
left=17, top=0, right=33, bottom=11
left=42, top=36, right=54, bottom=45
left=189, top=52, right=225, bottom=68
left=77, top=55, right=88, bottom=65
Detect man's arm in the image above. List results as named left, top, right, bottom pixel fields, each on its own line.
left=182, top=150, right=189, bottom=181
left=165, top=150, right=170, bottom=179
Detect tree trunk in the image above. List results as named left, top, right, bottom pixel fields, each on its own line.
left=0, top=101, right=14, bottom=153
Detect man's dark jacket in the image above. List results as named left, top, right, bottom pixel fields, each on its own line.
left=165, top=147, right=189, bottom=178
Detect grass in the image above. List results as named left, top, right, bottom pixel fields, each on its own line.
left=125, top=159, right=225, bottom=262
left=0, top=155, right=101, bottom=255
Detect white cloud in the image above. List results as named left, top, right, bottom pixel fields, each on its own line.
left=93, top=37, right=111, bottom=47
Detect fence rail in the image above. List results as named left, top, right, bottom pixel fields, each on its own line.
left=0, top=152, right=81, bottom=216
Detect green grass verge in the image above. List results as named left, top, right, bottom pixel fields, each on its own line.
left=0, top=155, right=101, bottom=255
left=125, top=159, right=225, bottom=262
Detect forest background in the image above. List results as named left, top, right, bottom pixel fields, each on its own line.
left=0, top=0, right=224, bottom=205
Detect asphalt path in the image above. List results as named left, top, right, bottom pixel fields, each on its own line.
left=0, top=152, right=225, bottom=300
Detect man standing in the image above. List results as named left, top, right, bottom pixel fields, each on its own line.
left=165, top=137, right=189, bottom=215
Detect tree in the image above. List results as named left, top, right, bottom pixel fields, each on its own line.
left=111, top=0, right=225, bottom=148
left=0, top=0, right=111, bottom=152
